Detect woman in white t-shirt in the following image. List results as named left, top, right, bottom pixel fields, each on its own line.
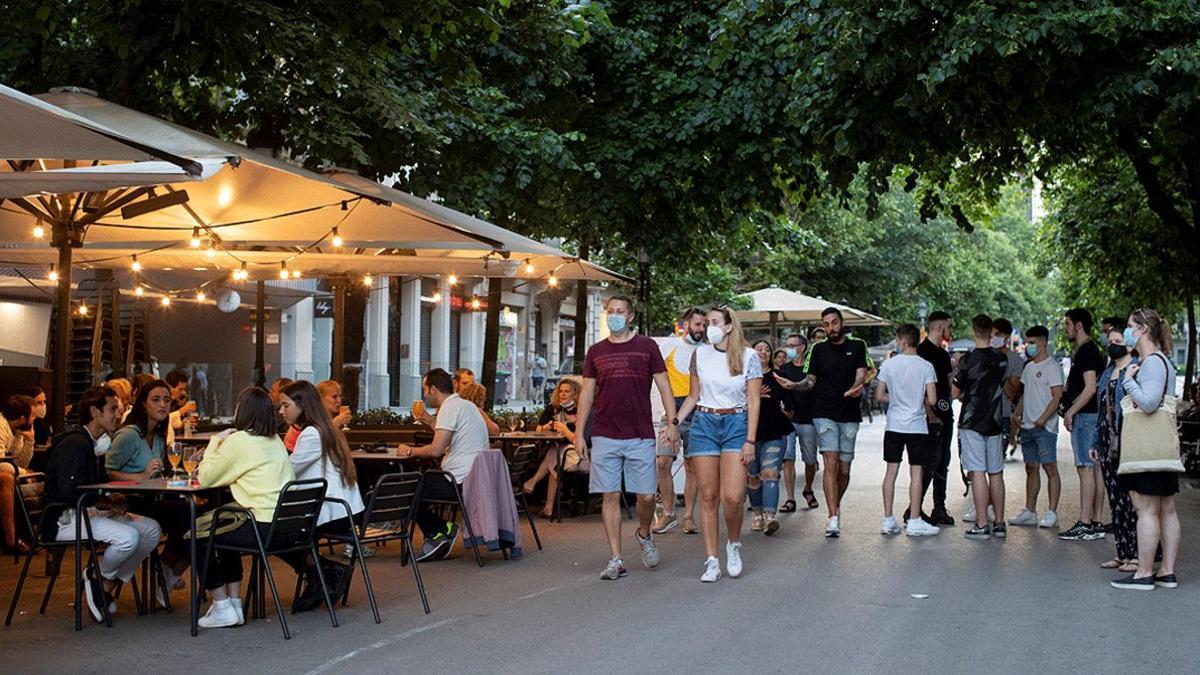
left=676, top=306, right=761, bottom=582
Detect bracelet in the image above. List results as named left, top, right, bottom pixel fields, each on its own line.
left=744, top=440, right=756, bottom=445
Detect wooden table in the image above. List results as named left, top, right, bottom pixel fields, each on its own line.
left=491, top=431, right=566, bottom=457
left=80, top=479, right=226, bottom=636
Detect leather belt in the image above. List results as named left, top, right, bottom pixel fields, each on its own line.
left=697, top=405, right=746, bottom=415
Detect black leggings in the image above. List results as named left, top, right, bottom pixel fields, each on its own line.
left=416, top=473, right=461, bottom=538
left=200, top=517, right=354, bottom=591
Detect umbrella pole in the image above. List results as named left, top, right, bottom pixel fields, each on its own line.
left=769, top=311, right=779, bottom=346
left=50, top=224, right=75, bottom=430
left=332, top=277, right=346, bottom=382
left=254, top=280, right=266, bottom=388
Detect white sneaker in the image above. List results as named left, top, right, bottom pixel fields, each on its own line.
left=726, top=541, right=744, bottom=578
left=880, top=516, right=901, bottom=535
left=825, top=516, right=840, bottom=538
left=1039, top=510, right=1058, bottom=528
left=636, top=529, right=661, bottom=568
left=905, top=518, right=940, bottom=537
left=230, top=598, right=245, bottom=626
left=700, top=556, right=722, bottom=583
left=1009, top=509, right=1038, bottom=526
left=198, top=599, right=240, bottom=629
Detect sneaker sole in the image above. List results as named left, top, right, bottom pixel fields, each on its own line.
left=700, top=574, right=721, bottom=583
left=880, top=529, right=901, bottom=536
left=1110, top=581, right=1155, bottom=590
left=965, top=534, right=992, bottom=540
left=906, top=530, right=938, bottom=537
left=652, top=521, right=679, bottom=535
left=84, top=573, right=105, bottom=623
left=824, top=531, right=839, bottom=538
left=1154, top=581, right=1178, bottom=589
left=993, top=531, right=1007, bottom=539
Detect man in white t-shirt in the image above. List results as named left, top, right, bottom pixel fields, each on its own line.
left=1010, top=325, right=1063, bottom=528
left=875, top=324, right=940, bottom=537
left=398, top=368, right=491, bottom=561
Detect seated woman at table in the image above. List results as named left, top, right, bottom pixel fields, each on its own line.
left=1, top=395, right=37, bottom=554
left=316, top=380, right=353, bottom=429
left=44, top=386, right=162, bottom=623
left=521, top=379, right=581, bottom=518
left=195, top=386, right=299, bottom=628
left=279, top=380, right=362, bottom=607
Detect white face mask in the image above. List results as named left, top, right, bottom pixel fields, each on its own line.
left=706, top=325, right=726, bottom=344
left=989, top=336, right=1006, bottom=349
left=93, top=433, right=112, bottom=456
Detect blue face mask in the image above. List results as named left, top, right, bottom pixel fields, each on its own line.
left=784, top=347, right=798, bottom=360
left=1025, top=344, right=1039, bottom=358
left=607, top=314, right=628, bottom=334
left=1123, top=326, right=1138, bottom=347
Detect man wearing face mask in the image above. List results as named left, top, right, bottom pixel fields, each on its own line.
left=25, top=386, right=52, bottom=448
left=576, top=295, right=679, bottom=580
left=991, top=318, right=1024, bottom=459
left=774, top=333, right=821, bottom=510
left=1058, top=308, right=1108, bottom=542
left=652, top=307, right=706, bottom=534
left=1012, top=325, right=1063, bottom=528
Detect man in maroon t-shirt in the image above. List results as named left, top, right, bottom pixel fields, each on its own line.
left=577, top=295, right=679, bottom=580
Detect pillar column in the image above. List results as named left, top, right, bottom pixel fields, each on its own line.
left=398, top=276, right=423, bottom=406
left=364, top=278, right=390, bottom=409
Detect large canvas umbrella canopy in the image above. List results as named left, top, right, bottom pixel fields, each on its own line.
left=735, top=286, right=891, bottom=339
left=0, top=158, right=227, bottom=199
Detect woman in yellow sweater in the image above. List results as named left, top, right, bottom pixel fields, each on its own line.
left=195, top=387, right=295, bottom=629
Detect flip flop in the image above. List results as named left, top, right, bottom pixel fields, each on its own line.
left=682, top=517, right=698, bottom=534
left=802, top=490, right=819, bottom=509
left=1100, top=558, right=1124, bottom=569
left=779, top=499, right=797, bottom=513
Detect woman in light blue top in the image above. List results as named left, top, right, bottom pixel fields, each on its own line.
left=1110, top=309, right=1180, bottom=591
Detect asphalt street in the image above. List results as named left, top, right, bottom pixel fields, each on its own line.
left=3, top=416, right=1197, bottom=674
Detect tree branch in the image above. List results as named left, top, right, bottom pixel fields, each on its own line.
left=1114, top=124, right=1191, bottom=233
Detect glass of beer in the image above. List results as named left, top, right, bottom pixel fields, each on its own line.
left=167, top=442, right=183, bottom=477
left=182, top=448, right=200, bottom=483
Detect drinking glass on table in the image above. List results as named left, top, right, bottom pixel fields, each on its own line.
left=182, top=448, right=200, bottom=483
left=167, top=442, right=183, bottom=477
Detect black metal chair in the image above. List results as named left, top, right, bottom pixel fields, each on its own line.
left=5, top=485, right=117, bottom=630
left=506, top=445, right=543, bottom=550
left=552, top=443, right=632, bottom=521
left=419, top=470, right=485, bottom=566
left=319, top=472, right=430, bottom=619
left=198, top=478, right=333, bottom=640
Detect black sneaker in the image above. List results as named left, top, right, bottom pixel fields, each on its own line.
left=1101, top=522, right=1114, bottom=534
left=992, top=522, right=1007, bottom=539
left=1057, top=521, right=1090, bottom=540
left=1084, top=522, right=1106, bottom=540
left=83, top=567, right=106, bottom=623
left=415, top=534, right=448, bottom=563
left=964, top=524, right=991, bottom=540
left=1110, top=573, right=1155, bottom=591
left=440, top=523, right=460, bottom=560
left=930, top=509, right=955, bottom=526
left=1153, top=574, right=1178, bottom=589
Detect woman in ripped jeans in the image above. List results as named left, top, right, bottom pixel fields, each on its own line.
left=747, top=340, right=795, bottom=536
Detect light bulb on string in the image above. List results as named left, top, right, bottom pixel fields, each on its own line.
left=134, top=285, right=144, bottom=298
left=279, top=262, right=290, bottom=280
left=331, top=227, right=344, bottom=248
left=161, top=295, right=171, bottom=307
left=523, top=259, right=534, bottom=275
left=233, top=261, right=249, bottom=281
left=291, top=269, right=301, bottom=279
left=547, top=274, right=559, bottom=287
left=206, top=242, right=217, bottom=259
left=447, top=273, right=458, bottom=285
left=131, top=255, right=142, bottom=272
left=196, top=290, right=206, bottom=302
left=469, top=296, right=482, bottom=311
left=47, top=265, right=59, bottom=282
left=362, top=274, right=373, bottom=287
left=77, top=304, right=88, bottom=316
left=33, top=222, right=45, bottom=239
left=190, top=227, right=202, bottom=248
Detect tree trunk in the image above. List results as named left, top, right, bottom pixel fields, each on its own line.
left=573, top=243, right=591, bottom=375
left=1186, top=291, right=1196, bottom=401
left=481, top=277, right=503, bottom=411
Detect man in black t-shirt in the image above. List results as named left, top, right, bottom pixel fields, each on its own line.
left=953, top=315, right=1010, bottom=539
left=797, top=308, right=870, bottom=538
left=1058, top=308, right=1108, bottom=541
left=914, top=310, right=956, bottom=526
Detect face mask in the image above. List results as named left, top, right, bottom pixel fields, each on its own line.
left=1025, top=344, right=1039, bottom=358
left=1107, top=343, right=1129, bottom=360
left=93, top=433, right=112, bottom=456
left=559, top=399, right=576, bottom=410
left=784, top=347, right=798, bottom=360
left=1123, top=326, right=1139, bottom=347
left=989, top=336, right=1006, bottom=349
left=706, top=325, right=726, bottom=344
left=32, top=403, right=47, bottom=420
left=685, top=332, right=702, bottom=346
left=607, top=314, right=627, bottom=334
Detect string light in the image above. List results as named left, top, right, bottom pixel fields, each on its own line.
left=233, top=261, right=249, bottom=281
left=279, top=262, right=290, bottom=280
left=331, top=227, right=344, bottom=247
left=77, top=304, right=88, bottom=316
left=134, top=285, right=145, bottom=298
left=160, top=296, right=171, bottom=307
left=431, top=291, right=442, bottom=303
left=547, top=274, right=559, bottom=287
left=523, top=259, right=534, bottom=275
left=131, top=255, right=142, bottom=272
left=190, top=227, right=202, bottom=248
left=291, top=269, right=302, bottom=279
left=196, top=290, right=206, bottom=302
left=33, top=222, right=45, bottom=239
left=206, top=242, right=217, bottom=259
left=362, top=274, right=373, bottom=287
left=469, top=296, right=482, bottom=311
left=447, top=273, right=458, bottom=285
left=47, top=265, right=59, bottom=282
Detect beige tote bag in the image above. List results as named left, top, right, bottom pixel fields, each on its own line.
left=1117, top=354, right=1183, bottom=475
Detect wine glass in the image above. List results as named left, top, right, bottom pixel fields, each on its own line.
left=167, top=442, right=183, bottom=477
left=181, top=448, right=200, bottom=483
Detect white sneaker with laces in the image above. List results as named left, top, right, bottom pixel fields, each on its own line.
left=1039, top=510, right=1058, bottom=528
left=636, top=529, right=661, bottom=568
left=880, top=516, right=901, bottom=535
left=825, top=516, right=840, bottom=538
left=700, top=556, right=722, bottom=583
left=198, top=599, right=240, bottom=629
left=1009, top=509, right=1038, bottom=526
left=905, top=518, right=940, bottom=537
left=726, top=541, right=744, bottom=578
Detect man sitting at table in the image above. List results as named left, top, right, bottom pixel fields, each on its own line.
left=1, top=395, right=37, bottom=554
left=397, top=368, right=490, bottom=562
left=43, top=386, right=163, bottom=623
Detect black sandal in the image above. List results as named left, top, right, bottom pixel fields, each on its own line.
left=802, top=490, right=819, bottom=509
left=779, top=499, right=797, bottom=513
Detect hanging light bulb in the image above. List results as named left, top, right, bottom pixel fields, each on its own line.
left=190, top=227, right=202, bottom=248
left=279, top=262, right=290, bottom=280
left=206, top=242, right=217, bottom=259
left=291, top=269, right=302, bottom=279
left=131, top=255, right=142, bottom=272
left=469, top=296, right=482, bottom=311
left=134, top=285, right=145, bottom=298
left=362, top=273, right=373, bottom=287
left=161, top=295, right=171, bottom=307
left=431, top=291, right=442, bottom=303
left=33, top=222, right=45, bottom=239
left=77, top=304, right=88, bottom=316
left=447, top=273, right=458, bottom=285
left=47, top=265, right=59, bottom=282
left=331, top=227, right=344, bottom=248
left=233, top=261, right=249, bottom=281
left=196, top=290, right=206, bottom=302
left=547, top=274, right=559, bottom=287
left=523, top=259, right=535, bottom=275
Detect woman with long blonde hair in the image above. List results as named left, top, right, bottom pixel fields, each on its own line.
left=676, top=306, right=762, bottom=582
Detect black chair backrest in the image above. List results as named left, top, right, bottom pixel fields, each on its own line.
left=361, top=472, right=422, bottom=530
left=507, top=444, right=538, bottom=489
left=16, top=473, right=46, bottom=543
left=264, top=478, right=327, bottom=551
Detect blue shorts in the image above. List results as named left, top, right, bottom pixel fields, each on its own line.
left=813, top=418, right=860, bottom=462
left=1020, top=427, right=1058, bottom=465
left=792, top=423, right=819, bottom=465
left=685, top=411, right=747, bottom=457
left=589, top=436, right=657, bottom=495
left=1071, top=413, right=1099, bottom=467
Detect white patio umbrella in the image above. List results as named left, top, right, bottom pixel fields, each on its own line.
left=735, top=286, right=891, bottom=339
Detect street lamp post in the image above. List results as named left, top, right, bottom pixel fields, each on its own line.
left=917, top=299, right=928, bottom=327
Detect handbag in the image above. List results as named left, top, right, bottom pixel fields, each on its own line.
left=1117, top=354, right=1183, bottom=475
left=186, top=508, right=250, bottom=539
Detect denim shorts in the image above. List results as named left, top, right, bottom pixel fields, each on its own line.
left=589, top=436, right=657, bottom=495
left=685, top=411, right=748, bottom=457
left=960, top=429, right=1003, bottom=474
left=1020, top=427, right=1058, bottom=465
left=1070, top=413, right=1099, bottom=467
left=813, top=418, right=859, bottom=462
left=790, top=423, right=819, bottom=465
